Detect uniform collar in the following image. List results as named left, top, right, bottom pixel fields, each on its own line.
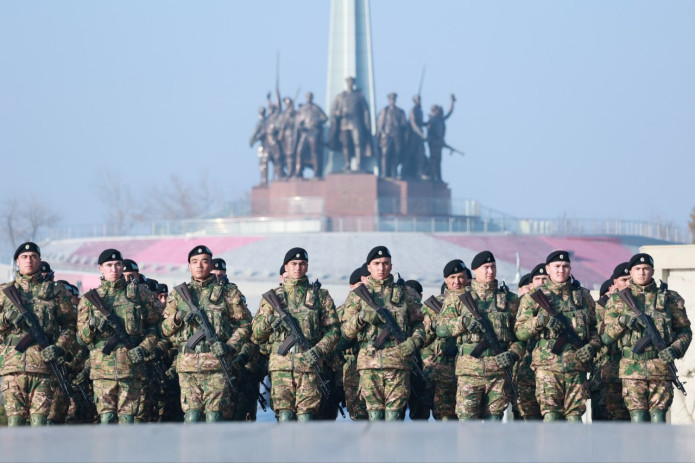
left=629, top=279, right=656, bottom=295
left=367, top=275, right=394, bottom=291
left=471, top=279, right=498, bottom=294
left=283, top=276, right=309, bottom=288
left=101, top=277, right=126, bottom=291
left=546, top=279, right=571, bottom=295
left=14, top=271, right=39, bottom=290
left=190, top=275, right=216, bottom=289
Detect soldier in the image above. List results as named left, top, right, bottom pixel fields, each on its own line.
left=249, top=106, right=269, bottom=185
left=76, top=249, right=160, bottom=424
left=435, top=251, right=522, bottom=420
left=295, top=92, right=328, bottom=178
left=251, top=248, right=340, bottom=421
left=329, top=76, right=372, bottom=172
left=39, top=261, right=54, bottom=281
left=601, top=253, right=691, bottom=423
left=420, top=259, right=468, bottom=421
left=278, top=97, right=299, bottom=178
left=0, top=242, right=75, bottom=426
left=211, top=258, right=227, bottom=280
left=425, top=95, right=455, bottom=182
left=156, top=283, right=168, bottom=306
left=403, top=278, right=430, bottom=421
left=517, top=274, right=531, bottom=296
left=402, top=94, right=428, bottom=180
left=264, top=102, right=285, bottom=180
left=161, top=245, right=252, bottom=422
left=514, top=251, right=601, bottom=421
left=341, top=246, right=425, bottom=421
left=376, top=93, right=408, bottom=178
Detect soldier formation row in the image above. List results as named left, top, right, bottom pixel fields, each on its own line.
left=249, top=76, right=458, bottom=185
left=0, top=241, right=689, bottom=425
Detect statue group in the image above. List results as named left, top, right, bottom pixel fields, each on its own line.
left=250, top=76, right=457, bottom=185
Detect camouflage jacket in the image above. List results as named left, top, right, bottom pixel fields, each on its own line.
left=601, top=280, right=691, bottom=380
left=515, top=280, right=600, bottom=373
left=438, top=281, right=523, bottom=377
left=341, top=275, right=425, bottom=371
left=594, top=295, right=621, bottom=382
left=161, top=275, right=251, bottom=374
left=77, top=277, right=160, bottom=380
left=421, top=291, right=458, bottom=364
left=0, top=272, right=75, bottom=375
left=251, top=277, right=339, bottom=373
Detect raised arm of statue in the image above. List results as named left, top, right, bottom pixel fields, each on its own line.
left=444, top=94, right=456, bottom=120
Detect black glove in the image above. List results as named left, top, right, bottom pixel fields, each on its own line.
left=547, top=317, right=564, bottom=333
left=73, top=367, right=90, bottom=387
left=576, top=344, right=595, bottom=363
left=619, top=314, right=645, bottom=331
left=535, top=311, right=551, bottom=329
left=231, top=352, right=250, bottom=370
left=4, top=307, right=26, bottom=328
left=303, top=347, right=321, bottom=366
left=40, top=345, right=65, bottom=363
left=658, top=346, right=678, bottom=363
left=127, top=346, right=147, bottom=365
left=183, top=311, right=200, bottom=325
left=464, top=317, right=485, bottom=334
left=211, top=341, right=230, bottom=357
left=493, top=351, right=518, bottom=369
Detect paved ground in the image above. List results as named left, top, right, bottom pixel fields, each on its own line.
left=1, top=421, right=693, bottom=462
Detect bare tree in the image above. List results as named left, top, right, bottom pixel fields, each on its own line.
left=688, top=207, right=695, bottom=243
left=147, top=173, right=224, bottom=221
left=92, top=172, right=143, bottom=235
left=0, top=196, right=62, bottom=256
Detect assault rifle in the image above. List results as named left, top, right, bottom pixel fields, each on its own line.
left=3, top=285, right=93, bottom=414
left=530, top=289, right=602, bottom=389
left=352, top=285, right=428, bottom=383
left=618, top=288, right=686, bottom=395
left=459, top=292, right=519, bottom=404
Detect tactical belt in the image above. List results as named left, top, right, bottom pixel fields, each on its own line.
left=434, top=355, right=456, bottom=364
left=94, top=336, right=142, bottom=352
left=360, top=340, right=396, bottom=351
left=460, top=343, right=508, bottom=358
left=180, top=342, right=211, bottom=354
left=622, top=348, right=659, bottom=361
left=537, top=338, right=574, bottom=353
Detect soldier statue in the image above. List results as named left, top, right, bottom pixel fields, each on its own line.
left=295, top=92, right=328, bottom=178
left=402, top=94, right=428, bottom=180
left=249, top=106, right=269, bottom=186
left=264, top=100, right=285, bottom=180
left=425, top=95, right=455, bottom=182
left=278, top=97, right=299, bottom=178
left=329, top=76, right=372, bottom=172
left=376, top=93, right=408, bottom=178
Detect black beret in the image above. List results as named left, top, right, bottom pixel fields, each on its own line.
left=98, top=249, right=123, bottom=265
left=156, top=283, right=168, bottom=294
left=70, top=284, right=80, bottom=296
left=146, top=278, right=159, bottom=292
left=14, top=242, right=41, bottom=260
left=349, top=266, right=368, bottom=285
left=530, top=263, right=546, bottom=278
left=599, top=279, right=613, bottom=298
left=212, top=258, right=227, bottom=270
left=443, top=259, right=466, bottom=278
left=518, top=273, right=531, bottom=287
left=188, top=245, right=212, bottom=262
left=611, top=262, right=630, bottom=280
left=404, top=279, right=423, bottom=295
left=471, top=251, right=495, bottom=270
left=440, top=282, right=447, bottom=295
left=463, top=268, right=472, bottom=280
left=279, top=263, right=286, bottom=276
left=122, top=259, right=139, bottom=273
left=628, top=253, right=654, bottom=269
left=546, top=250, right=571, bottom=264
left=366, top=246, right=391, bottom=263
left=39, top=261, right=52, bottom=273
left=284, top=247, right=308, bottom=265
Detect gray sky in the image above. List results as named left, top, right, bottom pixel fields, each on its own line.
left=2, top=1, right=694, bottom=229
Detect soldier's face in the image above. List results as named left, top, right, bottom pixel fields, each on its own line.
left=473, top=263, right=496, bottom=283
left=445, top=272, right=466, bottom=290
left=285, top=260, right=308, bottom=280
left=16, top=252, right=41, bottom=276
left=531, top=275, right=548, bottom=288
left=189, top=255, right=212, bottom=281
left=123, top=271, right=138, bottom=282
left=546, top=262, right=571, bottom=283
left=211, top=269, right=226, bottom=278
left=614, top=275, right=631, bottom=291
left=157, top=293, right=167, bottom=305
left=630, top=264, right=654, bottom=286
left=368, top=257, right=392, bottom=280
left=100, top=261, right=124, bottom=282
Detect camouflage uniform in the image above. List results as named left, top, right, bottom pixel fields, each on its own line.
left=512, top=340, right=541, bottom=420
left=161, top=275, right=251, bottom=422
left=515, top=280, right=600, bottom=421
left=341, top=276, right=425, bottom=421
left=0, top=272, right=75, bottom=426
left=438, top=282, right=522, bottom=420
left=335, top=304, right=367, bottom=420
left=77, top=277, right=160, bottom=423
left=251, top=277, right=339, bottom=421
left=601, top=280, right=691, bottom=422
left=419, top=291, right=457, bottom=420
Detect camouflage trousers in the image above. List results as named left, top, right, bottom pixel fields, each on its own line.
left=622, top=378, right=673, bottom=413
left=535, top=370, right=587, bottom=418
left=179, top=372, right=230, bottom=415
left=93, top=378, right=143, bottom=417
left=592, top=381, right=629, bottom=421
left=514, top=359, right=540, bottom=420
left=456, top=373, right=507, bottom=419
left=1, top=373, right=53, bottom=419
left=359, top=368, right=410, bottom=412
left=430, top=361, right=457, bottom=420
left=47, top=383, right=69, bottom=423
left=270, top=369, right=320, bottom=415
left=343, top=360, right=367, bottom=420
left=232, top=371, right=260, bottom=421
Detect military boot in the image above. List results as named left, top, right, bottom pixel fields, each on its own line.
left=368, top=410, right=385, bottom=421
left=29, top=414, right=47, bottom=426
left=184, top=410, right=203, bottom=423
left=385, top=410, right=401, bottom=421
left=7, top=415, right=26, bottom=427
left=650, top=410, right=667, bottom=423
left=629, top=410, right=649, bottom=423
left=118, top=415, right=134, bottom=424
left=484, top=415, right=503, bottom=421
left=278, top=410, right=295, bottom=422
left=100, top=412, right=117, bottom=424
left=525, top=415, right=542, bottom=421
left=205, top=411, right=223, bottom=422
left=565, top=415, right=583, bottom=423
left=543, top=412, right=563, bottom=422
left=297, top=413, right=313, bottom=422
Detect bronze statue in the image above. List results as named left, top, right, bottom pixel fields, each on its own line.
left=425, top=94, right=456, bottom=182
left=277, top=97, right=298, bottom=178
left=295, top=92, right=328, bottom=178
left=329, top=76, right=372, bottom=172
left=249, top=106, right=269, bottom=185
left=402, top=94, right=428, bottom=180
left=264, top=97, right=286, bottom=181
left=375, top=93, right=408, bottom=178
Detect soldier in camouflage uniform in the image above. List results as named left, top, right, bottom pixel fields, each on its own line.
left=252, top=248, right=340, bottom=422
left=0, top=242, right=76, bottom=426
left=601, top=253, right=691, bottom=423
left=341, top=246, right=425, bottom=421
left=404, top=279, right=430, bottom=420
left=436, top=251, right=522, bottom=420
left=515, top=250, right=601, bottom=422
left=161, top=245, right=252, bottom=423
left=77, top=249, right=161, bottom=424
left=420, top=259, right=468, bottom=420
